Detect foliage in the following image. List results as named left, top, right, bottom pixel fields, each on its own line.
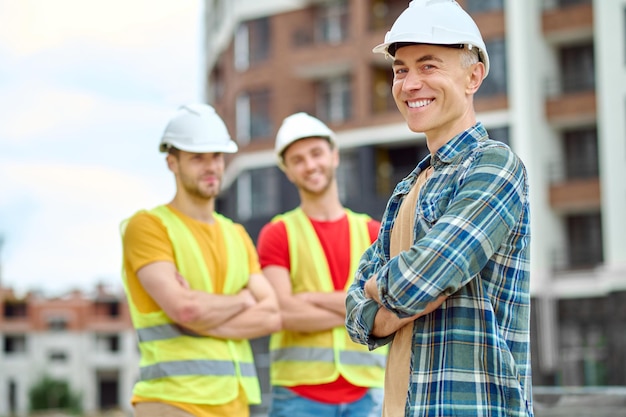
left=28, top=375, right=82, bottom=415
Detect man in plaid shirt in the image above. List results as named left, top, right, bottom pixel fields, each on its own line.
left=345, top=1, right=533, bottom=416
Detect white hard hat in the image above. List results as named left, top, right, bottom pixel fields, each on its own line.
left=373, top=0, right=490, bottom=78
left=159, top=103, right=238, bottom=153
left=274, top=112, right=336, bottom=168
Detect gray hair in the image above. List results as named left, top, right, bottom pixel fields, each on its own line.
left=460, top=45, right=480, bottom=69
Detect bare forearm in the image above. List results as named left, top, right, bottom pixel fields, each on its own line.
left=301, top=291, right=347, bottom=316
left=371, top=307, right=416, bottom=337
left=281, top=306, right=345, bottom=332
left=205, top=300, right=281, bottom=340
left=175, top=291, right=250, bottom=333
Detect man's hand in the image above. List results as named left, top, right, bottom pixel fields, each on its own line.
left=364, top=275, right=381, bottom=304
left=237, top=287, right=257, bottom=309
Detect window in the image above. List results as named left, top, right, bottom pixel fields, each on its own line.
left=558, top=297, right=608, bottom=385
left=563, top=127, right=598, bottom=179
left=3, top=301, right=27, bottom=318
left=234, top=17, right=271, bottom=71
left=234, top=24, right=249, bottom=71
left=48, top=350, right=68, bottom=362
left=476, top=39, right=507, bottom=98
left=237, top=167, right=280, bottom=221
left=486, top=126, right=510, bottom=145
left=248, top=18, right=271, bottom=64
left=370, top=0, right=406, bottom=31
left=9, top=379, right=17, bottom=414
left=47, top=316, right=68, bottom=331
left=236, top=89, right=273, bottom=144
left=557, top=0, right=591, bottom=7
left=316, top=75, right=352, bottom=123
left=371, top=66, right=395, bottom=114
left=94, top=300, right=120, bottom=317
left=543, top=0, right=591, bottom=11
left=566, top=213, right=603, bottom=269
left=96, top=334, right=120, bottom=353
left=465, top=0, right=504, bottom=13
left=3, top=334, right=26, bottom=354
left=560, top=43, right=595, bottom=93
left=315, top=0, right=348, bottom=44
left=337, top=149, right=360, bottom=204
left=374, top=143, right=428, bottom=198
left=208, top=66, right=224, bottom=104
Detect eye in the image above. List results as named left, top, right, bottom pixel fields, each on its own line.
left=288, top=156, right=302, bottom=166
left=311, top=148, right=324, bottom=157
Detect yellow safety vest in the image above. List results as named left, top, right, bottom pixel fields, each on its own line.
left=269, top=208, right=387, bottom=387
left=120, top=205, right=261, bottom=405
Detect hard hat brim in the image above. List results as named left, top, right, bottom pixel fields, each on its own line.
left=159, top=139, right=238, bottom=154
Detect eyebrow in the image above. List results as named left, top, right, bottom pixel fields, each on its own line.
left=393, top=55, right=444, bottom=66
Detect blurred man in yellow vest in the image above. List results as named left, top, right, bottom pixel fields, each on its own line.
left=121, top=103, right=281, bottom=417
left=257, top=113, right=386, bottom=417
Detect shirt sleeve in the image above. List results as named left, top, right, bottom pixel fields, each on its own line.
left=256, top=220, right=290, bottom=270
left=376, top=146, right=527, bottom=318
left=122, top=211, right=173, bottom=314
left=123, top=211, right=174, bottom=274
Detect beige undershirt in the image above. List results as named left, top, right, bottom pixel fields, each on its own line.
left=383, top=165, right=433, bottom=417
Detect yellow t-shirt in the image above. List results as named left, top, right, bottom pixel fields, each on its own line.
left=123, top=205, right=261, bottom=417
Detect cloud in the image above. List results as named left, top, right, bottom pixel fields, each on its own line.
left=0, top=0, right=201, bottom=295
left=0, top=161, right=174, bottom=296
left=0, top=0, right=201, bottom=56
left=0, top=83, right=98, bottom=142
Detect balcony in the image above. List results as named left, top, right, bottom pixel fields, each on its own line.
left=549, top=177, right=601, bottom=212
left=548, top=126, right=601, bottom=213
left=551, top=210, right=603, bottom=272
left=542, top=1, right=593, bottom=43
left=545, top=90, right=596, bottom=126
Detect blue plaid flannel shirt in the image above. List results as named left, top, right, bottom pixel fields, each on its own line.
left=346, top=123, right=533, bottom=416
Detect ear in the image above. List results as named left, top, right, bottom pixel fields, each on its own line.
left=466, top=62, right=485, bottom=95
left=332, top=147, right=340, bottom=169
left=166, top=154, right=177, bottom=173
left=284, top=167, right=297, bottom=184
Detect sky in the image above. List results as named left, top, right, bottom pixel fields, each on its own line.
left=0, top=0, right=204, bottom=296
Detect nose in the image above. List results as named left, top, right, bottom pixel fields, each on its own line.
left=201, top=154, right=222, bottom=171
left=402, top=69, right=423, bottom=92
left=302, top=155, right=317, bottom=171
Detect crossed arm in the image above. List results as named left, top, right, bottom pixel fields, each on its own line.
left=364, top=274, right=447, bottom=337
left=262, top=265, right=347, bottom=332
left=137, top=261, right=281, bottom=340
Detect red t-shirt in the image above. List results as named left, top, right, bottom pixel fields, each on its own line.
left=257, top=213, right=380, bottom=404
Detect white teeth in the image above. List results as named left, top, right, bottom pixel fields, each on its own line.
left=407, top=99, right=432, bottom=108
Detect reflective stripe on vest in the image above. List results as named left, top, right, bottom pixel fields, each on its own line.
left=140, top=359, right=258, bottom=380
left=269, top=208, right=387, bottom=388
left=271, top=347, right=387, bottom=368
left=136, top=323, right=201, bottom=342
left=120, top=205, right=261, bottom=405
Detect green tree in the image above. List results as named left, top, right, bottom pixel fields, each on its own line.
left=29, top=375, right=82, bottom=415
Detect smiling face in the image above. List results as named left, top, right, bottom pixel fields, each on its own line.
left=391, top=43, right=484, bottom=153
left=168, top=150, right=225, bottom=200
left=282, top=136, right=338, bottom=197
